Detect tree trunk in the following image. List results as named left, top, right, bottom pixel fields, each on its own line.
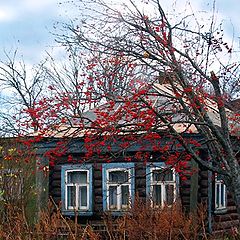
left=229, top=168, right=240, bottom=218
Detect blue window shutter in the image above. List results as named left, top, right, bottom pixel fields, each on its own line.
left=102, top=164, right=107, bottom=211
left=102, top=162, right=135, bottom=213
left=61, top=164, right=93, bottom=216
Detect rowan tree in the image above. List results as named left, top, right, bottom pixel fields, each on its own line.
left=21, top=0, right=240, bottom=215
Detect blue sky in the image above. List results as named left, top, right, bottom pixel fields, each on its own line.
left=201, top=0, right=240, bottom=38
left=0, top=0, right=67, bottom=64
left=0, top=0, right=239, bottom=65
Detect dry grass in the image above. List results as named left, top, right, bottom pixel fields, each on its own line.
left=103, top=198, right=208, bottom=240
left=0, top=202, right=100, bottom=240
left=0, top=199, right=238, bottom=239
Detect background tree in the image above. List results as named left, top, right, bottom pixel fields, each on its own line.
left=0, top=51, right=48, bottom=136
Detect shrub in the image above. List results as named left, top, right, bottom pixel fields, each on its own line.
left=103, top=198, right=208, bottom=240
left=0, top=201, right=100, bottom=240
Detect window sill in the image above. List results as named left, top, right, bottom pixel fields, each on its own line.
left=62, top=210, right=93, bottom=216
left=104, top=209, right=130, bottom=216
left=214, top=208, right=227, bottom=214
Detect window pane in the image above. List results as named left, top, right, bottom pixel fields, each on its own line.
left=67, top=186, right=76, bottom=208
left=121, top=185, right=129, bottom=207
left=216, top=184, right=220, bottom=208
left=166, top=184, right=174, bottom=205
left=153, top=185, right=162, bottom=206
left=164, top=170, right=174, bottom=181
left=152, top=169, right=173, bottom=182
left=152, top=170, right=162, bottom=182
left=79, top=186, right=87, bottom=207
left=220, top=184, right=225, bottom=206
left=109, top=171, right=128, bottom=184
left=109, top=186, right=117, bottom=209
left=67, top=171, right=87, bottom=184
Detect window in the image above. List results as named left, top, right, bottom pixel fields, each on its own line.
left=61, top=164, right=93, bottom=215
left=146, top=163, right=178, bottom=207
left=215, top=174, right=227, bottom=210
left=102, top=163, right=135, bottom=212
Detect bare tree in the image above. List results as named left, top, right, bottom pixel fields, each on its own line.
left=0, top=51, right=48, bottom=135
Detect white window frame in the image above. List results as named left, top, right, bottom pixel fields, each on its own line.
left=102, top=163, right=135, bottom=213
left=106, top=168, right=132, bottom=211
left=149, top=166, right=177, bottom=207
left=215, top=174, right=227, bottom=210
left=65, top=169, right=90, bottom=211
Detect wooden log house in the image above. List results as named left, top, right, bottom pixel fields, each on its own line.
left=35, top=84, right=240, bottom=235
left=35, top=134, right=240, bottom=235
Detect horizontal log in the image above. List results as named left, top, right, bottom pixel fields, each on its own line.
left=51, top=180, right=61, bottom=188
left=213, top=220, right=239, bottom=231
left=50, top=171, right=61, bottom=180
left=52, top=165, right=62, bottom=171
left=199, top=180, right=208, bottom=187
left=94, top=196, right=103, bottom=204
left=226, top=206, right=237, bottom=213
left=227, top=198, right=237, bottom=207
left=135, top=169, right=146, bottom=177
left=94, top=180, right=102, bottom=188
left=52, top=196, right=61, bottom=205
left=93, top=171, right=102, bottom=180
left=50, top=188, right=61, bottom=197
left=180, top=188, right=191, bottom=196
left=199, top=188, right=208, bottom=197
left=180, top=180, right=191, bottom=186
left=214, top=213, right=239, bottom=222
left=94, top=188, right=103, bottom=197
left=136, top=189, right=146, bottom=197
left=180, top=184, right=191, bottom=190
left=181, top=196, right=190, bottom=205
left=135, top=179, right=146, bottom=187
left=199, top=171, right=208, bottom=178
left=94, top=204, right=103, bottom=213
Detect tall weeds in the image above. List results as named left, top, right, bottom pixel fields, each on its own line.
left=104, top=199, right=208, bottom=240
left=0, top=201, right=100, bottom=240
left=0, top=198, right=237, bottom=239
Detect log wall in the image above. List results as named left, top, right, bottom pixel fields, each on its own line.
left=48, top=153, right=240, bottom=233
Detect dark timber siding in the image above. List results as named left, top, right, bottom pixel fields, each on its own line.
left=211, top=153, right=240, bottom=235
left=212, top=192, right=239, bottom=235
left=48, top=152, right=240, bottom=234
left=49, top=158, right=148, bottom=217
left=49, top=165, right=61, bottom=205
